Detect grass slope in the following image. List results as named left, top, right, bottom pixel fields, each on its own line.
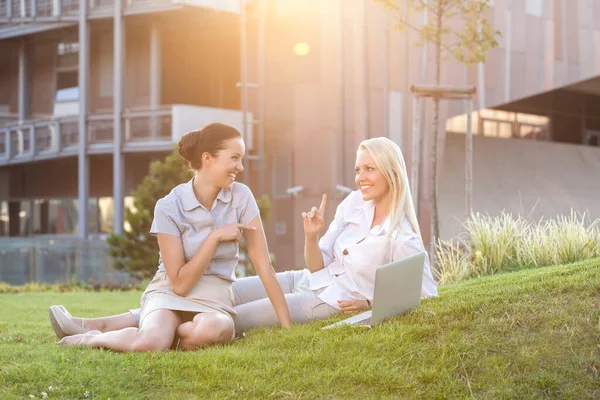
left=1, top=259, right=599, bottom=399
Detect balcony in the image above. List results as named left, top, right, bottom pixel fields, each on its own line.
left=0, top=104, right=251, bottom=165
left=0, top=0, right=239, bottom=25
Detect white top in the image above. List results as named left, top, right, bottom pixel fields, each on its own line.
left=309, top=190, right=438, bottom=309
left=150, top=178, right=260, bottom=281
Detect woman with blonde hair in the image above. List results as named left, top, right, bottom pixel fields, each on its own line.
left=50, top=137, right=436, bottom=339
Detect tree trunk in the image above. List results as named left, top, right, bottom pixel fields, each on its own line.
left=429, top=5, right=443, bottom=266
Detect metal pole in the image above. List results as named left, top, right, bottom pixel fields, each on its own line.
left=477, top=17, right=486, bottom=109
left=339, top=0, right=345, bottom=186
left=383, top=11, right=389, bottom=138
left=112, top=0, right=124, bottom=235
left=401, top=0, right=409, bottom=150
left=418, top=1, right=428, bottom=141
left=239, top=0, right=248, bottom=184
left=77, top=0, right=89, bottom=239
left=257, top=0, right=266, bottom=195
left=18, top=39, right=27, bottom=122
left=411, top=95, right=420, bottom=215
left=589, top=0, right=596, bottom=74
left=149, top=23, right=161, bottom=139
left=561, top=0, right=568, bottom=84
left=505, top=3, right=511, bottom=102
left=466, top=98, right=473, bottom=216
left=539, top=0, right=545, bottom=91
left=363, top=0, right=370, bottom=140
left=5, top=130, right=11, bottom=159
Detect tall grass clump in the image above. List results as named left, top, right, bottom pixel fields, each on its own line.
left=435, top=210, right=600, bottom=284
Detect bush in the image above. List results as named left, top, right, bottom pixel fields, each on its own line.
left=435, top=211, right=600, bottom=284
left=0, top=279, right=148, bottom=293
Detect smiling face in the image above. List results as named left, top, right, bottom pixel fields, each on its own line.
left=354, top=148, right=389, bottom=203
left=204, top=137, right=245, bottom=190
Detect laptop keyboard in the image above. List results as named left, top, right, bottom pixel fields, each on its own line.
left=354, top=317, right=372, bottom=326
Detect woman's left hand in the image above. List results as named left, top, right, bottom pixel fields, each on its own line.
left=337, top=299, right=370, bottom=313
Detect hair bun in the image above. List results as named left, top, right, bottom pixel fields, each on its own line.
left=178, top=139, right=188, bottom=160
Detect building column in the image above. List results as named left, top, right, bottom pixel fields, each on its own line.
left=588, top=0, right=596, bottom=75
left=18, top=39, right=29, bottom=122
left=539, top=0, right=546, bottom=91
left=149, top=23, right=161, bottom=138
left=362, top=0, right=370, bottom=140
left=113, top=0, right=125, bottom=235
left=77, top=0, right=90, bottom=239
left=561, top=0, right=568, bottom=84
left=504, top=2, right=512, bottom=102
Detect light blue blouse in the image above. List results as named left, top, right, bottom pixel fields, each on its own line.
left=150, top=178, right=260, bottom=282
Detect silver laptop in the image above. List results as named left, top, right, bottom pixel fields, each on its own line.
left=322, top=252, right=426, bottom=329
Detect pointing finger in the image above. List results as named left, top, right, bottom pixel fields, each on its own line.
left=318, top=194, right=327, bottom=215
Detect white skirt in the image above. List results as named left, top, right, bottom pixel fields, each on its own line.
left=139, top=271, right=236, bottom=327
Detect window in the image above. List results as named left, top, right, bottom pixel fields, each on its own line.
left=54, top=39, right=79, bottom=117
left=584, top=130, right=600, bottom=147
left=0, top=201, right=8, bottom=237
left=526, top=0, right=544, bottom=17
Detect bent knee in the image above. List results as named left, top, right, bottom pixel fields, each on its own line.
left=131, top=331, right=173, bottom=352
left=180, top=314, right=233, bottom=350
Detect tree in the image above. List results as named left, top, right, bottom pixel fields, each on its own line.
left=376, top=0, right=499, bottom=260
left=107, top=149, right=271, bottom=279
left=107, top=150, right=192, bottom=279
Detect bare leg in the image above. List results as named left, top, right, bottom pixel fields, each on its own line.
left=59, top=309, right=181, bottom=352
left=71, top=312, right=136, bottom=332
left=176, top=312, right=234, bottom=351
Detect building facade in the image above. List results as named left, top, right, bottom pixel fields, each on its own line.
left=0, top=0, right=599, bottom=282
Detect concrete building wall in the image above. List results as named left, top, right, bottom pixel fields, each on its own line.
left=439, top=132, right=600, bottom=239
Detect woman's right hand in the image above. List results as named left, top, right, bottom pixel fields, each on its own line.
left=212, top=223, right=256, bottom=243
left=302, top=194, right=327, bottom=238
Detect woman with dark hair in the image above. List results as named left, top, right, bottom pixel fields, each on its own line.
left=52, top=123, right=292, bottom=351
left=51, top=137, right=437, bottom=341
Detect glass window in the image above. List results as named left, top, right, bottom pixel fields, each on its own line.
left=19, top=200, right=32, bottom=236
left=54, top=39, right=80, bottom=117
left=48, top=199, right=78, bottom=235
left=98, top=197, right=114, bottom=233
left=526, top=0, right=543, bottom=17
left=0, top=201, right=8, bottom=237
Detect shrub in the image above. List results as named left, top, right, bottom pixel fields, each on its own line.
left=435, top=211, right=600, bottom=284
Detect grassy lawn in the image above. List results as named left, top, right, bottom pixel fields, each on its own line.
left=1, top=259, right=599, bottom=399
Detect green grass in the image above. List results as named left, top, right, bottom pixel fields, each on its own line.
left=1, top=260, right=600, bottom=399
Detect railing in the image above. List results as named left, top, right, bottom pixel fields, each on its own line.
left=0, top=237, right=136, bottom=285
left=0, top=105, right=248, bottom=162
left=0, top=112, right=19, bottom=127
left=88, top=113, right=113, bottom=144
left=34, top=123, right=55, bottom=153
left=0, top=107, right=176, bottom=161
left=9, top=126, right=32, bottom=156
left=60, top=117, right=79, bottom=148
left=0, top=0, right=180, bottom=21
left=124, top=107, right=171, bottom=141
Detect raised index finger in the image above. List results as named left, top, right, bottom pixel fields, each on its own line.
left=237, top=224, right=257, bottom=231
left=318, top=194, right=327, bottom=216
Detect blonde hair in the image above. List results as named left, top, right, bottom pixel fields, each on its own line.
left=358, top=137, right=422, bottom=241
